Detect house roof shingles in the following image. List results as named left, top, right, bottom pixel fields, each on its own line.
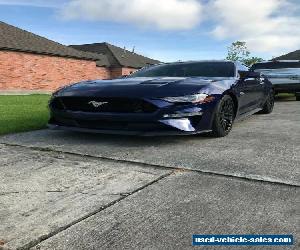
left=0, top=21, right=109, bottom=65
left=273, top=50, right=300, bottom=60
left=70, top=42, right=160, bottom=68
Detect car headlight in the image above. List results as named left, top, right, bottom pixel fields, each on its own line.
left=162, top=94, right=214, bottom=103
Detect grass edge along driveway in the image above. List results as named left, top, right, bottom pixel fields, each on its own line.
left=0, top=94, right=50, bottom=135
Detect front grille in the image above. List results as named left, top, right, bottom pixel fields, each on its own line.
left=54, top=97, right=157, bottom=113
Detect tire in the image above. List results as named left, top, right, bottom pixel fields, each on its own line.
left=211, top=95, right=235, bottom=137
left=259, top=90, right=274, bottom=114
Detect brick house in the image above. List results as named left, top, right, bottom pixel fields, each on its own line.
left=0, top=21, right=159, bottom=91
left=70, top=43, right=160, bottom=79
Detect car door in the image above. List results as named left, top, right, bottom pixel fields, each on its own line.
left=243, top=73, right=265, bottom=111
left=234, top=63, right=253, bottom=114
left=236, top=63, right=264, bottom=114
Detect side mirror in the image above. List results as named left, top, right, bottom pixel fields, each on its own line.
left=238, top=70, right=260, bottom=79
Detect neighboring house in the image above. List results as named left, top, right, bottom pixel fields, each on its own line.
left=0, top=21, right=159, bottom=91
left=70, top=43, right=160, bottom=78
left=273, top=50, right=300, bottom=60
left=0, top=21, right=109, bottom=91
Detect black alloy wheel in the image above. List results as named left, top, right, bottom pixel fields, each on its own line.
left=259, top=90, right=274, bottom=114
left=211, top=95, right=235, bottom=137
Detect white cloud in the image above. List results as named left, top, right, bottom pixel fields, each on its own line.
left=210, top=0, right=300, bottom=54
left=59, top=0, right=299, bottom=55
left=61, top=0, right=203, bottom=30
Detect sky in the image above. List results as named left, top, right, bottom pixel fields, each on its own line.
left=0, top=0, right=299, bottom=62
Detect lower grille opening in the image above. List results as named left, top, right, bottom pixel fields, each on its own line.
left=75, top=119, right=178, bottom=132
left=49, top=117, right=77, bottom=127
left=189, top=115, right=202, bottom=128
left=50, top=117, right=179, bottom=132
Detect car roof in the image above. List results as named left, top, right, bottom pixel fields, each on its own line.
left=253, top=60, right=300, bottom=65
left=157, top=60, right=237, bottom=65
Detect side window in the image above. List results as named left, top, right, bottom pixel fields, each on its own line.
left=236, top=62, right=248, bottom=71
left=236, top=62, right=249, bottom=78
left=241, top=64, right=249, bottom=71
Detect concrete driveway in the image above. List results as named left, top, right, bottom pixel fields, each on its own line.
left=0, top=101, right=299, bottom=250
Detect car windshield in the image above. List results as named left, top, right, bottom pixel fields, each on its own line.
left=129, top=62, right=235, bottom=78
left=251, top=61, right=300, bottom=70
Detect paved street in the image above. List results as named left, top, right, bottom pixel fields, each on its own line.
left=0, top=101, right=299, bottom=250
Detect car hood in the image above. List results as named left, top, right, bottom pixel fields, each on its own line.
left=57, top=77, right=232, bottom=98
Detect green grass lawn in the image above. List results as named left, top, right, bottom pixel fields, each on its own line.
left=0, top=94, right=50, bottom=135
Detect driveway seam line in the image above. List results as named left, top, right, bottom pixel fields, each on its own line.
left=1, top=142, right=299, bottom=188
left=16, top=171, right=173, bottom=250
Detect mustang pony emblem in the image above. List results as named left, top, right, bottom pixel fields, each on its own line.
left=88, top=101, right=108, bottom=108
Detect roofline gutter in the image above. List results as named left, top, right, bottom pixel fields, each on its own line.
left=0, top=47, right=100, bottom=62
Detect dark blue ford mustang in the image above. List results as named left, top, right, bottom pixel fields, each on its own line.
left=48, top=60, right=274, bottom=137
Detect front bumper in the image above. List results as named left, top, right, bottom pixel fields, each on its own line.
left=47, top=124, right=211, bottom=136
left=48, top=98, right=215, bottom=135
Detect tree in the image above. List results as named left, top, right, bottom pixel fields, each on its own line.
left=226, top=41, right=263, bottom=67
left=243, top=57, right=264, bottom=67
